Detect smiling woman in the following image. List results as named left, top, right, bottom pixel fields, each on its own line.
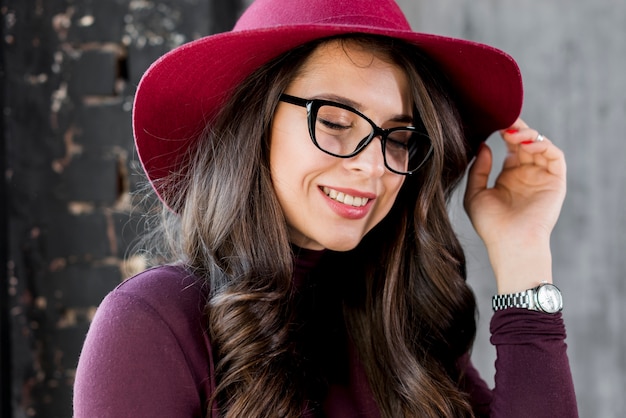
left=73, top=0, right=578, bottom=417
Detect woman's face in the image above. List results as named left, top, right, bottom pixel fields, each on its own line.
left=270, top=40, right=411, bottom=251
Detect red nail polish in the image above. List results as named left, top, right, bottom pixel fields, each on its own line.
left=505, top=129, right=519, bottom=134
left=521, top=140, right=534, bottom=145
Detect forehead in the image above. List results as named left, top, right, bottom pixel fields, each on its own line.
left=296, top=39, right=398, bottom=77
left=289, top=39, right=411, bottom=112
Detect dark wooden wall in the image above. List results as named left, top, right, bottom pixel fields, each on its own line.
left=1, top=1, right=241, bottom=416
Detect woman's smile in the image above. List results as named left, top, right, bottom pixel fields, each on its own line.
left=322, top=186, right=371, bottom=208
left=319, top=185, right=376, bottom=220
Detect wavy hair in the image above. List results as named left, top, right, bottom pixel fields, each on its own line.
left=145, top=35, right=478, bottom=417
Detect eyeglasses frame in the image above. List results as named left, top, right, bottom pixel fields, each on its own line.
left=278, top=94, right=433, bottom=175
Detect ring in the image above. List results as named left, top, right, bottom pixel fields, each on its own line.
left=535, top=133, right=545, bottom=142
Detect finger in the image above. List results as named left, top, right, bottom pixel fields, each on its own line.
left=500, top=118, right=566, bottom=179
left=498, top=117, right=529, bottom=135
left=502, top=120, right=560, bottom=169
left=501, top=126, right=542, bottom=166
left=465, top=143, right=492, bottom=207
left=499, top=131, right=521, bottom=169
left=519, top=137, right=567, bottom=179
left=500, top=119, right=531, bottom=168
left=517, top=130, right=540, bottom=165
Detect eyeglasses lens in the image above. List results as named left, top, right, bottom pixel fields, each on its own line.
left=313, top=104, right=430, bottom=174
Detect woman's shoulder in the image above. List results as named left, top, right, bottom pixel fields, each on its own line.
left=90, top=264, right=214, bottom=379
left=75, top=264, right=215, bottom=416
left=99, top=264, right=209, bottom=331
left=115, top=264, right=208, bottom=308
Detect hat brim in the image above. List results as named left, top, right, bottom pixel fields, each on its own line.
left=133, top=24, right=523, bottom=203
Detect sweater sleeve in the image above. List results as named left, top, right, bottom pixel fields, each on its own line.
left=488, top=309, right=578, bottom=418
left=73, top=268, right=215, bottom=418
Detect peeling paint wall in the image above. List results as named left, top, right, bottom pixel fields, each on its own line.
left=2, top=1, right=242, bottom=416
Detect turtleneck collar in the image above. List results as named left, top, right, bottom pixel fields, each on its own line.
left=292, top=245, right=326, bottom=288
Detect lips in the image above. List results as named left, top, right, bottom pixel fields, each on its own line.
left=322, top=186, right=369, bottom=207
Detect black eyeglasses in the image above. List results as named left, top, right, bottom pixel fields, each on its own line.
left=279, top=94, right=433, bottom=175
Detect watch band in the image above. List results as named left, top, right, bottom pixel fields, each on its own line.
left=492, top=289, right=532, bottom=311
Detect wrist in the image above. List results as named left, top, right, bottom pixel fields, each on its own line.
left=486, top=239, right=553, bottom=294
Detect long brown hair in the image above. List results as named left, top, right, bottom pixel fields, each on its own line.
left=146, top=35, right=477, bottom=417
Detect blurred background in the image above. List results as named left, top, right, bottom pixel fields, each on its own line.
left=1, top=0, right=624, bottom=416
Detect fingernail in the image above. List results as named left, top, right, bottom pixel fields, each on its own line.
left=505, top=129, right=519, bottom=134
left=521, top=140, right=534, bottom=145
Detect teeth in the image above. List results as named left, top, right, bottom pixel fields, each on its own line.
left=322, top=187, right=369, bottom=207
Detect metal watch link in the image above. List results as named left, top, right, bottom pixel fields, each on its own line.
left=492, top=282, right=563, bottom=314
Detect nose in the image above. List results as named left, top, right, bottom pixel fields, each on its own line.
left=343, top=136, right=386, bottom=177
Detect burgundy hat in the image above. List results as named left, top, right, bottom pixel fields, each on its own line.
left=133, top=0, right=523, bottom=206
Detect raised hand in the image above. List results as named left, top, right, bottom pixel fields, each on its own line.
left=464, top=118, right=567, bottom=293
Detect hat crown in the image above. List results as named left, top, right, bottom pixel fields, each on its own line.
left=234, top=0, right=412, bottom=32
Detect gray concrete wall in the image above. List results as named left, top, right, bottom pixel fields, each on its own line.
left=396, top=0, right=626, bottom=416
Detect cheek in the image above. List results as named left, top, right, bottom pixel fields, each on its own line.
left=270, top=122, right=301, bottom=182
left=269, top=108, right=330, bottom=184
left=377, top=177, right=405, bottom=217
left=386, top=176, right=405, bottom=202
left=269, top=106, right=305, bottom=168
left=269, top=118, right=313, bottom=204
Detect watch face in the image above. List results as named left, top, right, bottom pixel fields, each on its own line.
left=536, top=284, right=563, bottom=313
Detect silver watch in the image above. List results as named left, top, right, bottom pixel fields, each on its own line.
left=492, top=282, right=563, bottom=314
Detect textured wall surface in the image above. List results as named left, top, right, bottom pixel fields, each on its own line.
left=2, top=1, right=241, bottom=416
left=2, top=0, right=624, bottom=417
left=396, top=0, right=626, bottom=417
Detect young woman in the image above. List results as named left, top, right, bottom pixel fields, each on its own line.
left=73, top=0, right=578, bottom=417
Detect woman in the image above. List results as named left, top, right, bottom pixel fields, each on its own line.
left=73, top=0, right=578, bottom=417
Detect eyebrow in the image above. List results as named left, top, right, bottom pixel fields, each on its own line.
left=309, top=93, right=414, bottom=124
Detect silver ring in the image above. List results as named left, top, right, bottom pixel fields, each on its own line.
left=535, top=133, right=545, bottom=142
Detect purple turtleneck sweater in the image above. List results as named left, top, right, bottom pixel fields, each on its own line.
left=73, top=250, right=578, bottom=417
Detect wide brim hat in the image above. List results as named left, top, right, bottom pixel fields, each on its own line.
left=133, top=0, right=523, bottom=206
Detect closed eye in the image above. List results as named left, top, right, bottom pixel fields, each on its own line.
left=386, top=137, right=409, bottom=150
left=318, top=117, right=351, bottom=131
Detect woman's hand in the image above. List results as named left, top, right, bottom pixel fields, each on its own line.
left=464, top=118, right=567, bottom=294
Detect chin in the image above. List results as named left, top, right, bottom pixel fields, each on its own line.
left=321, top=240, right=361, bottom=252
left=289, top=229, right=367, bottom=252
